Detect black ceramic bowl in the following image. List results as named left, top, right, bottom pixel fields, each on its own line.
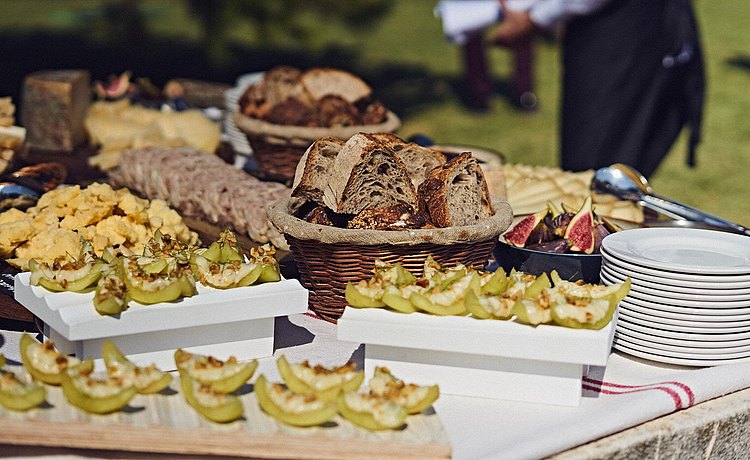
left=493, top=241, right=603, bottom=284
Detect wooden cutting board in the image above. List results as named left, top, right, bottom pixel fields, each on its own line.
left=0, top=375, right=451, bottom=459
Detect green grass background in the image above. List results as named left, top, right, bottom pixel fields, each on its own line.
left=2, top=0, right=748, bottom=226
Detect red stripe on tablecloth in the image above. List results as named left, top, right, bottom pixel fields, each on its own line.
left=582, top=383, right=684, bottom=410
left=303, top=311, right=321, bottom=320
left=583, top=377, right=695, bottom=409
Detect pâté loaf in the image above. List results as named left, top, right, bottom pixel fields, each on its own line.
left=21, top=69, right=91, bottom=152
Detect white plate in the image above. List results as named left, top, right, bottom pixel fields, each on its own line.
left=601, top=248, right=750, bottom=284
left=617, top=316, right=750, bottom=341
left=599, top=271, right=750, bottom=303
left=615, top=332, right=750, bottom=355
left=617, top=308, right=750, bottom=332
left=601, top=265, right=750, bottom=296
left=613, top=341, right=750, bottom=367
left=602, top=258, right=750, bottom=289
left=614, top=335, right=750, bottom=360
left=601, top=273, right=750, bottom=308
left=616, top=322, right=750, bottom=348
left=619, top=296, right=750, bottom=318
left=602, top=228, right=750, bottom=275
left=624, top=287, right=750, bottom=309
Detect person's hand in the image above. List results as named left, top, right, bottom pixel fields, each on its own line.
left=489, top=0, right=538, bottom=48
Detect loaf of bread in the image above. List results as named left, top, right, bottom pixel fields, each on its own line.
left=21, top=69, right=91, bottom=151
left=322, top=133, right=417, bottom=215
left=418, top=152, right=494, bottom=227
left=291, top=133, right=496, bottom=231
left=238, top=66, right=387, bottom=128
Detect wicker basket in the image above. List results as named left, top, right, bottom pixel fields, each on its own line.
left=233, top=111, right=401, bottom=184
left=267, top=197, right=514, bottom=323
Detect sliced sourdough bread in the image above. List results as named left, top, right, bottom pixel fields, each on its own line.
left=418, top=152, right=494, bottom=227
left=300, top=68, right=372, bottom=103
left=370, top=133, right=447, bottom=190
left=323, top=132, right=416, bottom=214
left=291, top=137, right=345, bottom=204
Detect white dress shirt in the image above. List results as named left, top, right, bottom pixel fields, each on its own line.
left=529, top=0, right=613, bottom=29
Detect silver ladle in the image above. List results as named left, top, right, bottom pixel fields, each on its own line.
left=591, top=163, right=750, bottom=236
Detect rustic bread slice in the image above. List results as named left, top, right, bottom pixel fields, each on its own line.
left=300, top=68, right=372, bottom=103
left=291, top=137, right=345, bottom=204
left=322, top=132, right=381, bottom=210
left=261, top=65, right=311, bottom=106
left=418, top=152, right=494, bottom=227
left=323, top=132, right=416, bottom=214
left=370, top=133, right=447, bottom=190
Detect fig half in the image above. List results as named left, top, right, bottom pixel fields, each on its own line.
left=563, top=196, right=596, bottom=254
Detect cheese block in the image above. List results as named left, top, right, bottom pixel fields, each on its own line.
left=21, top=69, right=91, bottom=151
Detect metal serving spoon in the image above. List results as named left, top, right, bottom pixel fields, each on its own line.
left=591, top=163, right=750, bottom=236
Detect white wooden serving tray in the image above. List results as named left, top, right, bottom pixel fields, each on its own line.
left=337, top=307, right=617, bottom=407
left=14, top=272, right=309, bottom=370
left=0, top=374, right=451, bottom=459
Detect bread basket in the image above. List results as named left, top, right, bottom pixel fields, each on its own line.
left=267, top=196, right=514, bottom=323
left=233, top=111, right=401, bottom=184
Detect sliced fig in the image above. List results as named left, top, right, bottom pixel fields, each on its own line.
left=503, top=209, right=548, bottom=248
left=564, top=196, right=596, bottom=254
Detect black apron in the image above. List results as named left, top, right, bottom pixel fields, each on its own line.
left=560, top=0, right=705, bottom=178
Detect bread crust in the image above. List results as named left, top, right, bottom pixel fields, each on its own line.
left=418, top=152, right=494, bottom=227
left=291, top=137, right=345, bottom=204
left=347, top=203, right=426, bottom=230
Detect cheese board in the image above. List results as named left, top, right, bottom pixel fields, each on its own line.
left=337, top=307, right=617, bottom=406
left=0, top=373, right=451, bottom=459
left=14, top=272, right=309, bottom=370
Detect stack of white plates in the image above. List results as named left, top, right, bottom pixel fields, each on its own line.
left=600, top=227, right=750, bottom=366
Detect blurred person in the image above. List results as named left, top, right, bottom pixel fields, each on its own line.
left=491, top=0, right=705, bottom=178
left=435, top=0, right=540, bottom=110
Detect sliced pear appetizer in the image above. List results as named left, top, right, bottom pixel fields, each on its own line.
left=276, top=355, right=364, bottom=401
left=368, top=367, right=439, bottom=415
left=28, top=239, right=104, bottom=292
left=180, top=372, right=244, bottom=423
left=102, top=341, right=171, bottom=394
left=255, top=374, right=337, bottom=427
left=61, top=359, right=137, bottom=414
left=174, top=349, right=257, bottom=394
left=337, top=391, right=408, bottom=431
left=19, top=334, right=92, bottom=385
left=0, top=354, right=46, bottom=411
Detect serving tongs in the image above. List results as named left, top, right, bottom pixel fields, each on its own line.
left=591, top=163, right=750, bottom=237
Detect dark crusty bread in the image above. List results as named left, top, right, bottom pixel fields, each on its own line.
left=347, top=203, right=426, bottom=230
left=300, top=68, right=372, bottom=103
left=370, top=132, right=446, bottom=190
left=418, top=152, right=494, bottom=227
left=239, top=66, right=313, bottom=119
left=291, top=137, right=345, bottom=204
left=259, top=65, right=312, bottom=107
left=323, top=133, right=416, bottom=215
